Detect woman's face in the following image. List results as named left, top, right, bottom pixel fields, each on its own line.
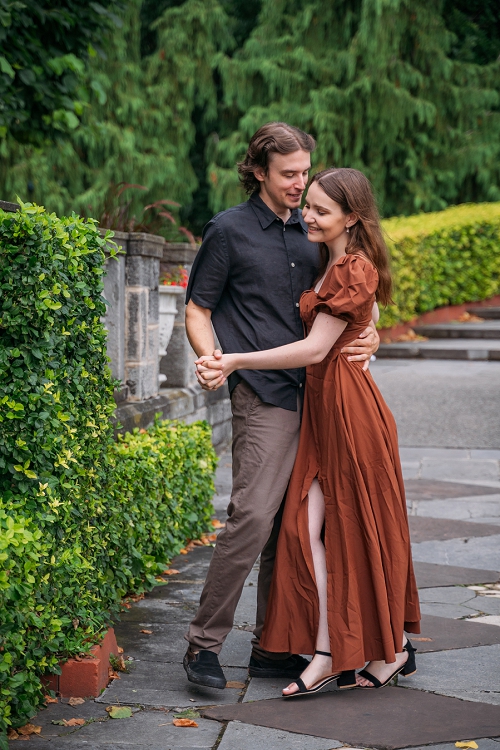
left=302, top=181, right=352, bottom=245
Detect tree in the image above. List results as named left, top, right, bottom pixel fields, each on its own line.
left=2, top=0, right=499, bottom=225
left=209, top=0, right=500, bottom=217
left=0, top=0, right=123, bottom=144
left=442, top=0, right=500, bottom=66
left=1, top=0, right=233, bottom=225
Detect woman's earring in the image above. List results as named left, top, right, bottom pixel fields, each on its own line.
left=346, top=227, right=350, bottom=233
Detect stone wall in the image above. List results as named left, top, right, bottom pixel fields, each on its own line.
left=102, top=235, right=231, bottom=452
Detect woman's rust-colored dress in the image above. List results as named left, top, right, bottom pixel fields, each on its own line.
left=260, top=254, right=421, bottom=670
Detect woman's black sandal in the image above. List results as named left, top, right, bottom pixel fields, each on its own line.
left=357, top=639, right=417, bottom=689
left=283, top=651, right=355, bottom=698
left=400, top=639, right=417, bottom=677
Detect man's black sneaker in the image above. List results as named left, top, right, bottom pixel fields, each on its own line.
left=248, top=654, right=310, bottom=679
left=183, top=647, right=226, bottom=689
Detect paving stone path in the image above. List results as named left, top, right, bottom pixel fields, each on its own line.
left=19, top=445, right=500, bottom=750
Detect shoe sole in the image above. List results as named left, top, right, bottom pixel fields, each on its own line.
left=283, top=673, right=340, bottom=699
left=183, top=659, right=226, bottom=690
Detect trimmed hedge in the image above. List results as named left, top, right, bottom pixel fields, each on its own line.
left=380, top=202, right=500, bottom=328
left=0, top=204, right=216, bottom=746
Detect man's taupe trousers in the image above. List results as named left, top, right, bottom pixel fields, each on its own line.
left=186, top=381, right=301, bottom=658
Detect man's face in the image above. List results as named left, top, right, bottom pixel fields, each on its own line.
left=255, top=150, right=311, bottom=213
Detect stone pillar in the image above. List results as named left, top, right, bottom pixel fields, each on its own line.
left=159, top=243, right=199, bottom=388
left=124, top=232, right=164, bottom=401
left=102, top=231, right=127, bottom=392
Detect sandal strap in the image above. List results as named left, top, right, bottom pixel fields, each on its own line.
left=357, top=668, right=382, bottom=688
left=314, top=650, right=332, bottom=657
left=295, top=677, right=308, bottom=693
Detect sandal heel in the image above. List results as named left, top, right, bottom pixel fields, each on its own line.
left=401, top=639, right=417, bottom=677
left=337, top=669, right=357, bottom=689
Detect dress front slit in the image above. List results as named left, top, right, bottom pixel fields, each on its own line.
left=259, top=255, right=421, bottom=670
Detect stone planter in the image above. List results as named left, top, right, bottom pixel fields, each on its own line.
left=158, top=285, right=185, bottom=384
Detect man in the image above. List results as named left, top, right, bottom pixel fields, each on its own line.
left=183, top=122, right=379, bottom=689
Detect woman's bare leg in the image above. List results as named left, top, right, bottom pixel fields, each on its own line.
left=283, top=479, right=335, bottom=695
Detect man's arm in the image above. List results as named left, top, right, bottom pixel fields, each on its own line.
left=185, top=300, right=224, bottom=390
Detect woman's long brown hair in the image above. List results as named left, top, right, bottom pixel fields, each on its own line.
left=311, top=168, right=392, bottom=305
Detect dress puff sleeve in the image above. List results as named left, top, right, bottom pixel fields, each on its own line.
left=311, top=255, right=378, bottom=325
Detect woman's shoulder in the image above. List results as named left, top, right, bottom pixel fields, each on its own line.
left=328, top=253, right=378, bottom=288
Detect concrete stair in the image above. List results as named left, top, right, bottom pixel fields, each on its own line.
left=377, top=307, right=500, bottom=360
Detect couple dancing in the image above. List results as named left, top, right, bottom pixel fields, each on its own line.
left=183, top=122, right=420, bottom=697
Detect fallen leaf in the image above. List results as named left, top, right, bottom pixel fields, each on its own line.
left=108, top=668, right=121, bottom=681
left=44, top=695, right=58, bottom=704
left=455, top=743, right=478, bottom=750
left=115, top=655, right=127, bottom=671
left=108, top=706, right=132, bottom=719
left=117, top=646, right=124, bottom=654
left=192, top=539, right=204, bottom=546
left=164, top=569, right=180, bottom=575
left=413, top=637, right=433, bottom=642
left=456, top=312, right=484, bottom=323
left=173, top=709, right=200, bottom=719
left=211, top=519, right=225, bottom=529
left=226, top=680, right=246, bottom=689
left=68, top=697, right=85, bottom=706
left=179, top=548, right=188, bottom=555
left=173, top=719, right=198, bottom=727
left=7, top=729, right=19, bottom=740
left=140, top=629, right=153, bottom=634
left=394, top=329, right=428, bottom=343
left=65, top=718, right=86, bottom=727
left=51, top=720, right=67, bottom=726
left=17, top=723, right=42, bottom=736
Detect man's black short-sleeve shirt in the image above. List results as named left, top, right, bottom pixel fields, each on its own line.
left=186, top=193, right=320, bottom=411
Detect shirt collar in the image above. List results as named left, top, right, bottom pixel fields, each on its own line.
left=248, top=192, right=307, bottom=232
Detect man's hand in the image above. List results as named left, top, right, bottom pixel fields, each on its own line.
left=341, top=323, right=380, bottom=371
left=195, top=349, right=226, bottom=390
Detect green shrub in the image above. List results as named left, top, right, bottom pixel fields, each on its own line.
left=380, top=202, right=500, bottom=328
left=0, top=203, right=216, bottom=747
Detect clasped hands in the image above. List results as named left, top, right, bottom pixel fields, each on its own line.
left=194, top=326, right=379, bottom=392
left=195, top=350, right=232, bottom=391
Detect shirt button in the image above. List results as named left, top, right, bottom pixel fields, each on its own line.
left=291, top=262, right=295, bottom=267
left=299, top=383, right=303, bottom=388
left=295, top=302, right=299, bottom=307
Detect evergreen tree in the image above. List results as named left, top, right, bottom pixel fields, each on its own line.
left=1, top=0, right=233, bottom=224
left=210, top=0, right=500, bottom=217
left=2, top=0, right=499, bottom=226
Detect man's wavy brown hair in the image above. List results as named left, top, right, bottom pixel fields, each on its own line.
left=312, top=168, right=393, bottom=306
left=238, top=122, right=316, bottom=195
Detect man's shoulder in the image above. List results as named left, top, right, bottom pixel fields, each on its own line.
left=207, top=201, right=252, bottom=230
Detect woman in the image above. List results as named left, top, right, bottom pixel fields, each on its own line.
left=197, top=168, right=421, bottom=696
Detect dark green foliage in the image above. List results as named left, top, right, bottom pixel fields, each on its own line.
left=0, top=204, right=216, bottom=744
left=210, top=0, right=500, bottom=217
left=443, top=0, right=500, bottom=65
left=1, top=0, right=500, bottom=230
left=0, top=0, right=123, bottom=144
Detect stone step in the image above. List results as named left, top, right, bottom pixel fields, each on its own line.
left=413, top=321, right=500, bottom=339
left=376, top=338, right=500, bottom=360
left=467, top=306, right=500, bottom=320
